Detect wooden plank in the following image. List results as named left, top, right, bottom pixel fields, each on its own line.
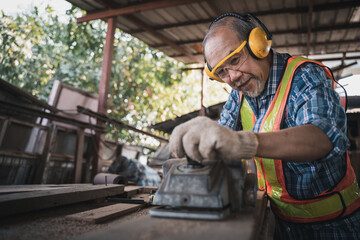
left=0, top=184, right=124, bottom=217
left=143, top=186, right=158, bottom=194
left=66, top=203, right=145, bottom=223
left=0, top=186, right=71, bottom=194
left=132, top=193, right=150, bottom=203
left=123, top=186, right=144, bottom=197
left=0, top=184, right=88, bottom=194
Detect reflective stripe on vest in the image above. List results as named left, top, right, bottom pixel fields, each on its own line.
left=240, top=56, right=360, bottom=223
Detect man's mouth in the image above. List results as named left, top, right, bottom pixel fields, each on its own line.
left=236, top=77, right=252, bottom=90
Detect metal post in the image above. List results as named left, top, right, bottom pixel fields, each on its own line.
left=92, top=16, right=118, bottom=179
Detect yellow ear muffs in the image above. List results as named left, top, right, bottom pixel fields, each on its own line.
left=248, top=27, right=272, bottom=59
left=204, top=64, right=224, bottom=82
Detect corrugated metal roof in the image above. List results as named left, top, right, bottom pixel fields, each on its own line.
left=66, top=0, right=360, bottom=65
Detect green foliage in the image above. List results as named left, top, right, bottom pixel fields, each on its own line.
left=0, top=6, right=105, bottom=99
left=1, top=5, right=222, bottom=147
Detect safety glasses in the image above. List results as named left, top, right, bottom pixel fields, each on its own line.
left=205, top=41, right=248, bottom=82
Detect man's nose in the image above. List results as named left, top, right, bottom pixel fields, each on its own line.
left=228, top=69, right=242, bottom=82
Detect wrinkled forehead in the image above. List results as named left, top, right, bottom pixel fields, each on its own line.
left=203, top=27, right=243, bottom=68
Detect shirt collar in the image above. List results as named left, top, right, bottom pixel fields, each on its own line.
left=258, top=50, right=291, bottom=100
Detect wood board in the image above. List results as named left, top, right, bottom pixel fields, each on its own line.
left=0, top=184, right=124, bottom=217
left=122, top=186, right=144, bottom=197
left=143, top=186, right=158, bottom=193
left=66, top=203, right=145, bottom=223
left=0, top=184, right=86, bottom=194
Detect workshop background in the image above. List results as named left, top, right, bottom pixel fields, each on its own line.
left=0, top=0, right=359, bottom=239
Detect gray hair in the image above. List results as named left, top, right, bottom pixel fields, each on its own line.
left=202, top=16, right=256, bottom=60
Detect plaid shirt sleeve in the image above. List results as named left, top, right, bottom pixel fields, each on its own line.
left=217, top=90, right=240, bottom=129
left=286, top=63, right=350, bottom=160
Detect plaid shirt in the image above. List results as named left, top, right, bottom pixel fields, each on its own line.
left=218, top=50, right=350, bottom=200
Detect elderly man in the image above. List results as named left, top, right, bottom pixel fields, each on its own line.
left=169, top=13, right=360, bottom=239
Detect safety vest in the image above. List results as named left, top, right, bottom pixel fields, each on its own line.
left=240, top=56, right=360, bottom=223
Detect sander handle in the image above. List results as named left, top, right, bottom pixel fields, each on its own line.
left=186, top=155, right=205, bottom=168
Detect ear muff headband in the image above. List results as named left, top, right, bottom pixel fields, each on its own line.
left=204, top=12, right=272, bottom=81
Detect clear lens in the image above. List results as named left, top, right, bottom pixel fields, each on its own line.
left=214, top=48, right=249, bottom=79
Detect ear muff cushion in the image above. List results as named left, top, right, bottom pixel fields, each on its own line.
left=248, top=27, right=272, bottom=59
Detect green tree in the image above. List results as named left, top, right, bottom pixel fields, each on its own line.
left=1, top=5, right=222, bottom=147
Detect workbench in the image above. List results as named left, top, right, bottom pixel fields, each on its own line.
left=0, top=185, right=271, bottom=240
left=75, top=210, right=257, bottom=240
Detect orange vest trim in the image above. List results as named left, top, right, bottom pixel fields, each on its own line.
left=240, top=56, right=360, bottom=223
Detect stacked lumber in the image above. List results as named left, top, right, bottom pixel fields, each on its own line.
left=0, top=184, right=158, bottom=223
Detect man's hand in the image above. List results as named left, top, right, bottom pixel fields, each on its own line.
left=169, top=116, right=258, bottom=163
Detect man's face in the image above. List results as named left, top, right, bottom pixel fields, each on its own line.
left=204, top=27, right=271, bottom=98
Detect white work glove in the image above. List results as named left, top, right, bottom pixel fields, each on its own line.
left=169, top=116, right=259, bottom=164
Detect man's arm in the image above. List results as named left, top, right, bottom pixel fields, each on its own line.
left=255, top=124, right=333, bottom=162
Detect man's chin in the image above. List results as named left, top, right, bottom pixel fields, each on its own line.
left=242, top=79, right=265, bottom=98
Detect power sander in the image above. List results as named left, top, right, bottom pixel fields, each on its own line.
left=149, top=157, right=257, bottom=220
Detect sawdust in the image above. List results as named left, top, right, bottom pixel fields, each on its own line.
left=0, top=202, right=151, bottom=240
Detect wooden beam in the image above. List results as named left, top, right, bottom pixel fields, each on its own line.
left=274, top=39, right=360, bottom=48
left=170, top=53, right=360, bottom=65
left=0, top=77, right=59, bottom=113
left=152, top=39, right=201, bottom=48
left=205, top=0, right=221, bottom=16
left=126, top=14, right=202, bottom=64
left=251, top=0, right=360, bottom=16
left=0, top=184, right=82, bottom=194
left=0, top=100, right=104, bottom=132
left=122, top=186, right=144, bottom=198
left=151, top=23, right=360, bottom=48
left=332, top=61, right=358, bottom=73
left=272, top=22, right=360, bottom=35
left=314, top=56, right=360, bottom=62
left=77, top=106, right=168, bottom=142
left=97, top=0, right=118, bottom=9
left=0, top=184, right=125, bottom=217
left=77, top=106, right=169, bottom=142
left=127, top=19, right=212, bottom=35
left=127, top=1, right=360, bottom=35
left=0, top=150, right=40, bottom=159
left=0, top=116, right=48, bottom=130
left=77, top=0, right=206, bottom=23
left=168, top=40, right=360, bottom=58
